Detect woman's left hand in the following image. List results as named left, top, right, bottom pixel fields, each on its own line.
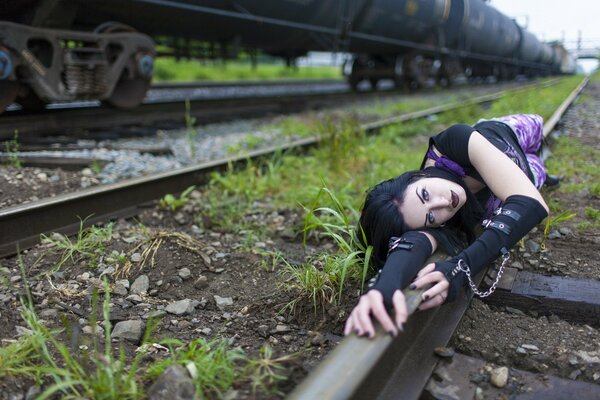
left=411, top=263, right=449, bottom=310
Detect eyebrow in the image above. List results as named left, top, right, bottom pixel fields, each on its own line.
left=416, top=187, right=428, bottom=226
left=415, top=187, right=424, bottom=204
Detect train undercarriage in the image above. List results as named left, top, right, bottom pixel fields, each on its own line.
left=0, top=21, right=155, bottom=112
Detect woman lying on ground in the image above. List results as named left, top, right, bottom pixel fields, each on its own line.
left=344, top=114, right=555, bottom=338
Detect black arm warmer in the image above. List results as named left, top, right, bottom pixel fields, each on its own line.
left=368, top=231, right=433, bottom=309
left=435, top=195, right=548, bottom=301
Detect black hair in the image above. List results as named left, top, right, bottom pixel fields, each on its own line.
left=359, top=167, right=483, bottom=266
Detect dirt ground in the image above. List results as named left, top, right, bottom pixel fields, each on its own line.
left=0, top=79, right=599, bottom=398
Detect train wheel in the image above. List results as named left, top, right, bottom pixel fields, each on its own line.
left=106, top=76, right=150, bottom=109
left=0, top=81, right=19, bottom=113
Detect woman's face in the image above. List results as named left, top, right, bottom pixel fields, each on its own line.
left=399, top=177, right=467, bottom=229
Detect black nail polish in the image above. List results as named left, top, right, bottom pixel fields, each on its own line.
left=409, top=283, right=416, bottom=290
left=424, top=294, right=429, bottom=300
left=388, top=331, right=396, bottom=338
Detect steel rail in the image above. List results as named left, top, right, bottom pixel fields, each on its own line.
left=286, top=74, right=589, bottom=400
left=0, top=78, right=564, bottom=258
left=0, top=87, right=383, bottom=139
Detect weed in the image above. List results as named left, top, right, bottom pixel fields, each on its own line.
left=585, top=206, right=600, bottom=224
left=159, top=185, right=196, bottom=211
left=40, top=217, right=113, bottom=270
left=4, top=130, right=22, bottom=168
left=245, top=345, right=293, bottom=397
left=542, top=210, right=576, bottom=247
left=146, top=337, right=245, bottom=398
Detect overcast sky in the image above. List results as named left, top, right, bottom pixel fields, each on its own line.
left=490, top=0, right=600, bottom=48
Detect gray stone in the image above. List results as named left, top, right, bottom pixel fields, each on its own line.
left=510, top=261, right=523, bottom=270
left=130, top=253, right=142, bottom=263
left=521, top=344, right=540, bottom=351
left=178, top=268, right=192, bottom=280
left=112, top=283, right=128, bottom=296
left=131, top=275, right=149, bottom=295
left=194, top=275, right=208, bottom=288
left=559, top=227, right=573, bottom=236
left=527, top=259, right=539, bottom=267
left=257, top=325, right=269, bottom=338
left=547, top=230, right=562, bottom=240
left=116, top=279, right=130, bottom=289
left=214, top=295, right=233, bottom=310
left=525, top=240, right=541, bottom=253
left=83, top=325, right=105, bottom=336
left=147, top=365, right=196, bottom=400
left=201, top=327, right=212, bottom=335
left=490, top=366, right=509, bottom=388
left=516, top=347, right=527, bottom=355
left=573, top=350, right=600, bottom=364
left=111, top=320, right=144, bottom=342
left=166, top=299, right=195, bottom=315
left=39, top=309, right=58, bottom=319
left=569, top=369, right=582, bottom=380
left=506, top=307, right=526, bottom=316
left=126, top=294, right=143, bottom=304
left=275, top=324, right=291, bottom=333
left=146, top=310, right=167, bottom=319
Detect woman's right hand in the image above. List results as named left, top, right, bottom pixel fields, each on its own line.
left=343, top=289, right=408, bottom=339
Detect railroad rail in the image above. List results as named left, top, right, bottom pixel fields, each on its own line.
left=0, top=79, right=564, bottom=258
left=0, top=80, right=357, bottom=139
left=287, top=76, right=592, bottom=400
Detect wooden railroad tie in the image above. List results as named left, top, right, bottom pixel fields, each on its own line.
left=483, top=267, right=600, bottom=326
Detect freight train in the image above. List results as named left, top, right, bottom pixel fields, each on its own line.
left=0, top=0, right=576, bottom=113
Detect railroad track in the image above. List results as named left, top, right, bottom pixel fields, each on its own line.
left=0, top=75, right=596, bottom=399
left=288, top=76, right=596, bottom=400
left=0, top=79, right=374, bottom=140
left=0, top=78, right=564, bottom=258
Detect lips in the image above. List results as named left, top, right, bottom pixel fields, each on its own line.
left=451, top=190, right=459, bottom=208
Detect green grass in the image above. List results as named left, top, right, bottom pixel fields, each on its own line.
left=39, top=218, right=114, bottom=270
left=153, top=58, right=341, bottom=82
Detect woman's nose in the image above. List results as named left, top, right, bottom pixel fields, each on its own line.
left=433, top=197, right=450, bottom=208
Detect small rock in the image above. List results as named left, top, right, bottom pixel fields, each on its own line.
left=111, top=320, right=144, bottom=342
left=15, top=326, right=33, bottom=337
left=126, top=294, right=143, bottom=304
left=83, top=325, right=105, bottom=336
left=547, top=230, right=562, bottom=240
left=475, top=387, right=484, bottom=400
left=166, top=299, right=196, bottom=315
left=573, top=350, right=600, bottom=364
left=130, top=253, right=142, bottom=263
left=558, top=227, right=572, bottom=236
left=521, top=344, right=540, bottom=351
left=506, top=307, right=526, bottom=316
left=214, top=295, right=233, bottom=310
left=569, top=369, right=582, bottom=380
left=527, top=259, right=539, bottom=267
left=516, top=347, right=527, bottom=355
left=434, top=346, right=455, bottom=358
left=146, top=310, right=167, bottom=319
left=490, top=366, right=509, bottom=388
left=112, top=283, right=128, bottom=296
left=593, top=372, right=600, bottom=381
left=275, top=324, right=291, bottom=333
left=525, top=240, right=540, bottom=253
left=178, top=268, right=192, bottom=280
left=201, top=328, right=212, bottom=335
left=257, top=325, right=269, bottom=338
left=40, top=309, right=58, bottom=319
left=194, top=275, right=208, bottom=288
left=116, top=279, right=130, bottom=289
left=147, top=365, right=196, bottom=400
left=130, top=275, right=149, bottom=295
left=510, top=261, right=523, bottom=270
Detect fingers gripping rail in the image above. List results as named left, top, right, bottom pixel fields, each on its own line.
left=288, top=250, right=490, bottom=400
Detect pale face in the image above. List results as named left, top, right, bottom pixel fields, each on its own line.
left=399, top=177, right=467, bottom=229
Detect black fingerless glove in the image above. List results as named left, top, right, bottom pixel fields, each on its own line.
left=434, top=195, right=548, bottom=302
left=368, top=231, right=433, bottom=309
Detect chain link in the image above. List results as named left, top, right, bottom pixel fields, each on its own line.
left=457, top=252, right=510, bottom=298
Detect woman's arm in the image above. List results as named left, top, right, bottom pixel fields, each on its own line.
left=468, top=131, right=548, bottom=212
left=344, top=231, right=437, bottom=337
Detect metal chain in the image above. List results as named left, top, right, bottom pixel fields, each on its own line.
left=457, top=252, right=510, bottom=298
